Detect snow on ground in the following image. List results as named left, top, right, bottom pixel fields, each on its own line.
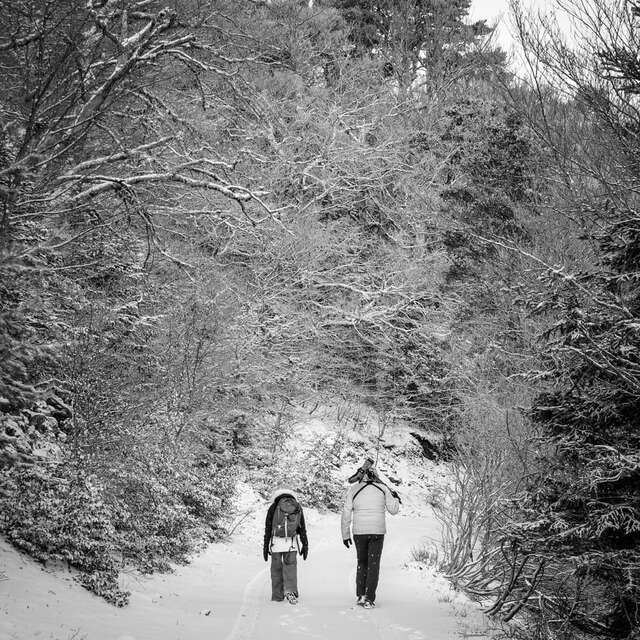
left=0, top=408, right=492, bottom=640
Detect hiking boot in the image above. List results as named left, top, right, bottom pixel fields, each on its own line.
left=362, top=598, right=375, bottom=609
left=285, top=592, right=298, bottom=605
left=356, top=596, right=366, bottom=606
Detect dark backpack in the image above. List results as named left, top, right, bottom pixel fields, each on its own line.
left=272, top=495, right=301, bottom=539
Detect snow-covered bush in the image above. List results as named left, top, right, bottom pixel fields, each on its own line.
left=0, top=445, right=237, bottom=604
left=0, top=465, right=129, bottom=606
left=297, top=433, right=346, bottom=510
left=108, top=451, right=237, bottom=573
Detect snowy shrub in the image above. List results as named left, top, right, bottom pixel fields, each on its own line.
left=298, top=434, right=346, bottom=510
left=0, top=465, right=129, bottom=606
left=411, top=542, right=439, bottom=568
left=111, top=462, right=236, bottom=572
left=0, top=444, right=237, bottom=604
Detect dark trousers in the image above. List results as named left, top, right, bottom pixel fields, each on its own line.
left=270, top=551, right=298, bottom=600
left=354, top=534, right=384, bottom=603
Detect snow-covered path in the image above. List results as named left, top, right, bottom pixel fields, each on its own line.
left=224, top=511, right=458, bottom=640
left=2, top=414, right=491, bottom=640
left=1, top=507, right=484, bottom=640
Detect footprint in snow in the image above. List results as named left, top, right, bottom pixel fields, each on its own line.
left=387, top=625, right=425, bottom=640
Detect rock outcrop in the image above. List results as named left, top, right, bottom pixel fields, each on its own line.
left=0, top=399, right=67, bottom=468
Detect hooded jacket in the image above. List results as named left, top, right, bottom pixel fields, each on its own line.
left=263, top=488, right=308, bottom=555
left=341, top=481, right=399, bottom=539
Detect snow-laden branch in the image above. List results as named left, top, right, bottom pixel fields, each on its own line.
left=62, top=170, right=265, bottom=204
left=470, top=232, right=634, bottom=319
left=59, top=138, right=172, bottom=176
left=0, top=29, right=43, bottom=51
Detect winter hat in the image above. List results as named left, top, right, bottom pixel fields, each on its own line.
left=270, top=487, right=299, bottom=503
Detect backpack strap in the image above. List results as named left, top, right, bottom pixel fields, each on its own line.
left=268, top=502, right=276, bottom=551
left=352, top=481, right=385, bottom=502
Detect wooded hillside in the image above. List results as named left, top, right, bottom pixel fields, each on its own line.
left=1, top=0, right=638, bottom=637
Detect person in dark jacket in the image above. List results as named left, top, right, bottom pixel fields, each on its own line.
left=263, top=488, right=308, bottom=604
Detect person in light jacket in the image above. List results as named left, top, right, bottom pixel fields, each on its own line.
left=341, top=465, right=400, bottom=609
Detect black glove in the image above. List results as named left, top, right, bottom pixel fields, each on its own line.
left=301, top=544, right=308, bottom=560
left=343, top=538, right=352, bottom=549
left=263, top=545, right=269, bottom=561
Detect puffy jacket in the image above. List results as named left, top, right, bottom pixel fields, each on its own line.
left=341, top=481, right=399, bottom=539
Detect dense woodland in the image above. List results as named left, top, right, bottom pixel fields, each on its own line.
left=0, top=0, right=639, bottom=637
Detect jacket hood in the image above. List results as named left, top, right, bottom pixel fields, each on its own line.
left=270, top=487, right=299, bottom=503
